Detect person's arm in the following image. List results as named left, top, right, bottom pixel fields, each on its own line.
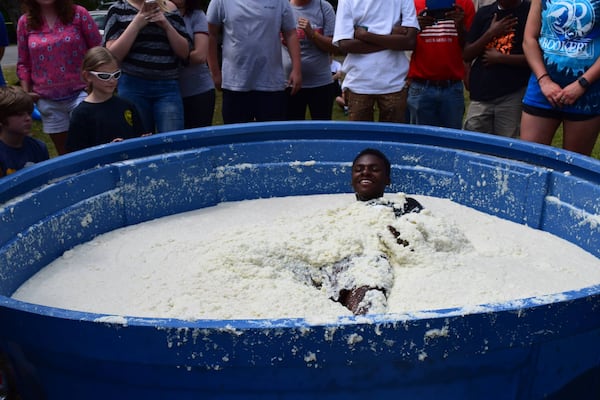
left=298, top=18, right=341, bottom=55
left=336, top=38, right=381, bottom=54
left=207, top=23, right=222, bottom=89
left=522, top=0, right=565, bottom=107
left=105, top=5, right=153, bottom=61
left=446, top=5, right=468, bottom=47
left=154, top=12, right=190, bottom=59
left=481, top=49, right=528, bottom=67
left=333, top=0, right=379, bottom=54
left=525, top=0, right=600, bottom=106
left=189, top=32, right=208, bottom=65
left=522, top=0, right=545, bottom=79
left=463, top=13, right=516, bottom=62
left=339, top=286, right=384, bottom=315
left=106, top=3, right=188, bottom=61
left=337, top=24, right=417, bottom=54
left=553, top=51, right=600, bottom=106
left=354, top=25, right=417, bottom=51
left=282, top=28, right=302, bottom=95
left=16, top=18, right=38, bottom=100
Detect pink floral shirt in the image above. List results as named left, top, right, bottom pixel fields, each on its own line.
left=17, top=5, right=102, bottom=100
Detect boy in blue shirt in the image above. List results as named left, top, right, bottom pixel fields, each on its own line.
left=0, top=86, right=49, bottom=177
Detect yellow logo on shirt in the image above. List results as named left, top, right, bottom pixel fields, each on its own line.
left=124, top=110, right=133, bottom=127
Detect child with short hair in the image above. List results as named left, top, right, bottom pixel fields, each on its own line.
left=0, top=86, right=49, bottom=178
left=67, top=46, right=147, bottom=153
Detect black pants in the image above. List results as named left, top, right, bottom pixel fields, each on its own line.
left=285, top=83, right=335, bottom=120
left=222, top=89, right=287, bottom=124
left=182, top=89, right=216, bottom=129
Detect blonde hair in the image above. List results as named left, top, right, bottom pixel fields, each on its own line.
left=156, top=0, right=170, bottom=12
left=0, top=86, right=34, bottom=125
left=146, top=0, right=170, bottom=12
left=81, top=46, right=120, bottom=92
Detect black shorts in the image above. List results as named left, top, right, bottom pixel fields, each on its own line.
left=522, top=103, right=598, bottom=121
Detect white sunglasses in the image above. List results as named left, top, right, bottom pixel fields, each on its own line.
left=89, top=70, right=122, bottom=81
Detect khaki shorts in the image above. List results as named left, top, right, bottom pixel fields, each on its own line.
left=345, top=88, right=408, bottom=123
left=463, top=89, right=525, bottom=138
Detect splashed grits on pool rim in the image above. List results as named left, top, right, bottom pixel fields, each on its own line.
left=12, top=194, right=600, bottom=321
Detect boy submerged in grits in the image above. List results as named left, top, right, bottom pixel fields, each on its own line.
left=324, top=148, right=423, bottom=314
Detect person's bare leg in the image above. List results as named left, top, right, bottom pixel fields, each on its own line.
left=49, top=131, right=68, bottom=155
left=562, top=117, right=600, bottom=156
left=520, top=112, right=562, bottom=146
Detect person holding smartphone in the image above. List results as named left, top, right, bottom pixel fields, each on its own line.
left=103, top=0, right=192, bottom=133
left=406, top=0, right=475, bottom=129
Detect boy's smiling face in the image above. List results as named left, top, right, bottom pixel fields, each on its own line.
left=351, top=154, right=391, bottom=201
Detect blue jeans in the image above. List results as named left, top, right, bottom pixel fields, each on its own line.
left=407, top=81, right=465, bottom=129
left=118, top=73, right=184, bottom=133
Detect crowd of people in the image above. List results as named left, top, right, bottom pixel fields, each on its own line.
left=1, top=0, right=600, bottom=177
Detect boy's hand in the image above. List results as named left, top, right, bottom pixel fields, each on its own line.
left=446, top=5, right=465, bottom=28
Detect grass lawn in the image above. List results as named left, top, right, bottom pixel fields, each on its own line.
left=3, top=65, right=599, bottom=159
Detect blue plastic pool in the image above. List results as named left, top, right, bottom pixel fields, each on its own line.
left=0, top=122, right=599, bottom=399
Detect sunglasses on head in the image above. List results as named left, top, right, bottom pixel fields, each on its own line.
left=89, top=70, right=122, bottom=81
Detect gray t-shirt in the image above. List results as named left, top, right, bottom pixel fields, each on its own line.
left=179, top=10, right=215, bottom=98
left=207, top=0, right=296, bottom=91
left=282, top=0, right=336, bottom=89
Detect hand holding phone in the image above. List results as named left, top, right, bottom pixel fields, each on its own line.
left=425, top=0, right=454, bottom=20
left=142, top=0, right=159, bottom=13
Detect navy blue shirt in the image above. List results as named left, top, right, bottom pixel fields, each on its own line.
left=466, top=1, right=531, bottom=101
left=0, top=136, right=50, bottom=177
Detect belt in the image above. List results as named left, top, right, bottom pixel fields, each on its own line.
left=410, top=78, right=461, bottom=88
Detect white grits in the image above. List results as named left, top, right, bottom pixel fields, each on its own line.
left=12, top=193, right=600, bottom=321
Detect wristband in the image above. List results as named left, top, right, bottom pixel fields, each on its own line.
left=537, top=73, right=549, bottom=83
left=578, top=76, right=590, bottom=89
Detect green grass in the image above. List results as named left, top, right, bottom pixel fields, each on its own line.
left=3, top=65, right=598, bottom=159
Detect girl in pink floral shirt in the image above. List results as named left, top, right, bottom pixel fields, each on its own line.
left=17, top=0, right=101, bottom=155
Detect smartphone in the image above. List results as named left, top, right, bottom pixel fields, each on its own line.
left=143, top=0, right=158, bottom=11
left=426, top=0, right=454, bottom=19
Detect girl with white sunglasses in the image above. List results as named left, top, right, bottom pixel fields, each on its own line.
left=66, top=46, right=148, bottom=153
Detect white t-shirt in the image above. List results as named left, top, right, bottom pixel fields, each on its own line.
left=333, top=0, right=419, bottom=94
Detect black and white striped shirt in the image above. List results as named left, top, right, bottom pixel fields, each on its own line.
left=103, top=0, right=192, bottom=80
